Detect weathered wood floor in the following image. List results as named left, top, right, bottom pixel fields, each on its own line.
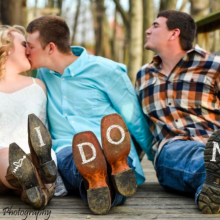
left=1, top=157, right=220, bottom=220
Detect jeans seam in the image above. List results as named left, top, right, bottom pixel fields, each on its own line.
left=157, top=165, right=206, bottom=175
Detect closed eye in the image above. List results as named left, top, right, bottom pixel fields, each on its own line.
left=22, top=41, right=26, bottom=48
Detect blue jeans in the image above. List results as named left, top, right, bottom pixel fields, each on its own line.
left=57, top=147, right=133, bottom=206
left=155, top=140, right=206, bottom=204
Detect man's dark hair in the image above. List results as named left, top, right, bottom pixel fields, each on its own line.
left=157, top=10, right=196, bottom=51
left=27, top=15, right=71, bottom=54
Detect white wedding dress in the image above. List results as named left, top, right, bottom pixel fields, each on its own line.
left=0, top=78, right=57, bottom=163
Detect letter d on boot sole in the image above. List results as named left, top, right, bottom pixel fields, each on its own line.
left=72, top=131, right=111, bottom=215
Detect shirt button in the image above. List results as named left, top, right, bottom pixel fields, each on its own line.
left=169, top=103, right=171, bottom=105
left=63, top=96, right=66, bottom=99
left=71, top=121, right=74, bottom=124
left=50, top=70, right=53, bottom=73
left=62, top=78, right=65, bottom=81
left=175, top=119, right=178, bottom=122
left=64, top=113, right=67, bottom=116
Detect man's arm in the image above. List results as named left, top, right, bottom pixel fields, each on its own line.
left=106, top=65, right=154, bottom=161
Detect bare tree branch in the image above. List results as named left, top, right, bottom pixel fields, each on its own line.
left=113, top=0, right=129, bottom=29
left=179, top=0, right=189, bottom=12
left=72, top=0, right=81, bottom=45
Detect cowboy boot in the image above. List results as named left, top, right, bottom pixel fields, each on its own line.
left=198, top=130, right=220, bottom=214
left=28, top=113, right=57, bottom=184
left=5, top=166, right=21, bottom=189
left=72, top=131, right=111, bottom=215
left=21, top=172, right=56, bottom=209
left=8, top=143, right=45, bottom=209
left=101, top=113, right=137, bottom=197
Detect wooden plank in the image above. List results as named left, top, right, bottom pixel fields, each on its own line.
left=0, top=157, right=220, bottom=219
left=196, top=9, right=220, bottom=33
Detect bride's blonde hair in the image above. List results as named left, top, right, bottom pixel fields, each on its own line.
left=0, top=25, right=26, bottom=79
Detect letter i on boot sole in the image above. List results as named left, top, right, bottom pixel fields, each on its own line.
left=28, top=114, right=57, bottom=183
left=72, top=131, right=111, bottom=215
left=101, top=113, right=137, bottom=197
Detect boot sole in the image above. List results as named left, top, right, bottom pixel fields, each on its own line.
left=87, top=187, right=111, bottom=215
left=198, top=130, right=220, bottom=214
left=28, top=114, right=57, bottom=183
left=101, top=113, right=137, bottom=197
left=72, top=131, right=111, bottom=214
left=9, top=143, right=44, bottom=209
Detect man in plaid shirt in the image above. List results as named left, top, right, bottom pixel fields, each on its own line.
left=135, top=10, right=220, bottom=214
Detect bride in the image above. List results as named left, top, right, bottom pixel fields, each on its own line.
left=0, top=25, right=57, bottom=209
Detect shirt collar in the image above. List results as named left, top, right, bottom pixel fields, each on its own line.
left=151, top=45, right=207, bottom=68
left=50, top=46, right=88, bottom=77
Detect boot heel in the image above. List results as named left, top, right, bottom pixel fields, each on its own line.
left=26, top=186, right=43, bottom=207
left=39, top=160, right=57, bottom=183
left=87, top=187, right=111, bottom=215
left=113, top=168, right=137, bottom=197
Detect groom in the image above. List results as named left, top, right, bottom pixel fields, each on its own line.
left=26, top=15, right=153, bottom=214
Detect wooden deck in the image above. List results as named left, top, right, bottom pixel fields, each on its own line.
left=1, top=157, right=220, bottom=219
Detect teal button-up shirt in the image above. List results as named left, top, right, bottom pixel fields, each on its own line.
left=37, top=46, right=153, bottom=185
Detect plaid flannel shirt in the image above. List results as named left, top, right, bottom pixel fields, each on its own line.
left=135, top=45, right=220, bottom=159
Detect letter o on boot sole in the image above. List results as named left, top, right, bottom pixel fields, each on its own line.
left=101, top=113, right=137, bottom=197
left=72, top=131, right=111, bottom=215
left=198, top=130, right=220, bottom=214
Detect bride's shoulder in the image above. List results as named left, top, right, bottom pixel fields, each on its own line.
left=33, top=78, right=47, bottom=95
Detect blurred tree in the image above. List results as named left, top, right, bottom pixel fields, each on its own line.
left=190, top=0, right=209, bottom=20
left=128, top=0, right=143, bottom=84
left=90, top=0, right=111, bottom=57
left=72, top=0, right=81, bottom=45
left=47, top=0, right=54, bottom=8
left=113, top=0, right=129, bottom=29
left=1, top=0, right=26, bottom=26
left=91, top=0, right=105, bottom=56
left=57, top=0, right=63, bottom=16
left=159, top=0, right=177, bottom=11
left=142, top=0, right=155, bottom=64
left=210, top=0, right=220, bottom=52
left=179, top=0, right=189, bottom=11
left=191, top=0, right=210, bottom=50
left=111, top=8, right=117, bottom=60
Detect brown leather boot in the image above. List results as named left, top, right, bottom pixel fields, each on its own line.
left=21, top=172, right=55, bottom=209
left=72, top=131, right=111, bottom=215
left=8, top=143, right=55, bottom=209
left=101, top=113, right=137, bottom=197
left=28, top=114, right=57, bottom=184
left=8, top=143, right=46, bottom=209
left=5, top=166, right=21, bottom=188
left=6, top=168, right=55, bottom=209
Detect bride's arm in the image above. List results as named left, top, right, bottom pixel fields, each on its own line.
left=34, top=78, right=48, bottom=128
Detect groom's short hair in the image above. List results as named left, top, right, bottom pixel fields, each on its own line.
left=27, top=15, right=71, bottom=54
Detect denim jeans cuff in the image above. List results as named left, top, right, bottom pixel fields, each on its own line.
left=111, top=192, right=127, bottom=207
left=195, top=184, right=203, bottom=205
left=79, top=179, right=88, bottom=204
